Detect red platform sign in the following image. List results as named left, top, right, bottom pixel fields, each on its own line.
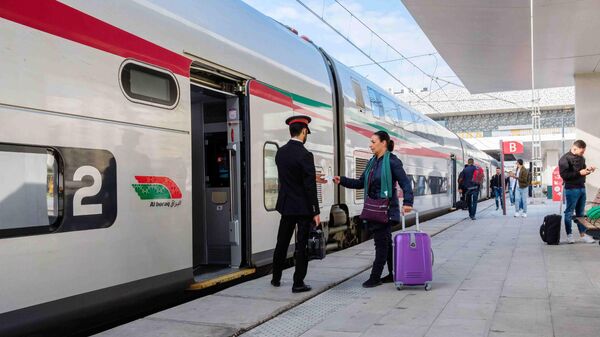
left=502, top=141, right=524, bottom=154
left=552, top=166, right=563, bottom=201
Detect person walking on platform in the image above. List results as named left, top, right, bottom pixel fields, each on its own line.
left=559, top=140, right=597, bottom=244
left=458, top=158, right=480, bottom=220
left=514, top=159, right=529, bottom=217
left=507, top=171, right=517, bottom=206
left=490, top=167, right=505, bottom=211
left=271, top=115, right=321, bottom=293
left=333, top=131, right=413, bottom=288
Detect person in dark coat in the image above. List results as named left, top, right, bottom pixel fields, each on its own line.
left=559, top=139, right=596, bottom=243
left=333, top=131, right=414, bottom=288
left=459, top=158, right=479, bottom=220
left=490, top=167, right=505, bottom=211
left=271, top=115, right=322, bottom=293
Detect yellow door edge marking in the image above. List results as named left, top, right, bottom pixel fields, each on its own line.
left=187, top=268, right=256, bottom=291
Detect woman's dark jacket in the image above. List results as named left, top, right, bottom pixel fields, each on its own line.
left=340, top=153, right=414, bottom=223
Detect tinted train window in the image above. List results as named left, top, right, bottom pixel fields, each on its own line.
left=0, top=145, right=61, bottom=238
left=264, top=142, right=279, bottom=211
left=367, top=87, right=383, bottom=118
left=381, top=95, right=400, bottom=123
left=406, top=174, right=448, bottom=196
left=428, top=176, right=448, bottom=194
left=120, top=61, right=179, bottom=108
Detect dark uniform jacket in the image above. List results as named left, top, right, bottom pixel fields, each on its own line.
left=340, top=153, right=413, bottom=223
left=490, top=174, right=503, bottom=189
left=275, top=140, right=320, bottom=216
left=559, top=152, right=587, bottom=189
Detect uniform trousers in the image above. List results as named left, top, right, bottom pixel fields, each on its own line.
left=272, top=215, right=311, bottom=286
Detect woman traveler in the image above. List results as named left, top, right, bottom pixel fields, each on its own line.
left=333, top=131, right=414, bottom=288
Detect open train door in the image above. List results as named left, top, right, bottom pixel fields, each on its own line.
left=451, top=154, right=457, bottom=207
left=189, top=60, right=251, bottom=282
left=226, top=96, right=242, bottom=268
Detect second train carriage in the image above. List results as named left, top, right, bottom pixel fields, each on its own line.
left=0, top=0, right=497, bottom=334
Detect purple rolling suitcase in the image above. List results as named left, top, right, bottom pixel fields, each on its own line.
left=393, top=212, right=433, bottom=291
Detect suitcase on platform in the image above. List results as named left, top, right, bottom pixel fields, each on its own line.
left=393, top=212, right=433, bottom=291
left=540, top=214, right=561, bottom=245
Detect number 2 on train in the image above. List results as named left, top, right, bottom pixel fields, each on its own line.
left=72, top=165, right=103, bottom=216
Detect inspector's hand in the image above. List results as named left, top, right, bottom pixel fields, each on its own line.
left=313, top=214, right=321, bottom=228
left=332, top=176, right=341, bottom=184
left=316, top=173, right=327, bottom=184
left=589, top=166, right=596, bottom=173
left=580, top=168, right=592, bottom=176
left=402, top=205, right=413, bottom=215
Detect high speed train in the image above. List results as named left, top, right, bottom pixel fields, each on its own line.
left=0, top=0, right=497, bottom=334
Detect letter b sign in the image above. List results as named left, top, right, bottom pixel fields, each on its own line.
left=502, top=141, right=524, bottom=154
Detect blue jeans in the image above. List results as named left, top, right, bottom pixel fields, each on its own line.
left=466, top=188, right=479, bottom=218
left=494, top=187, right=504, bottom=209
left=564, top=188, right=587, bottom=235
left=514, top=187, right=528, bottom=213
left=509, top=188, right=515, bottom=205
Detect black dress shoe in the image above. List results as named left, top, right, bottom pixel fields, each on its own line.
left=362, top=278, right=382, bottom=288
left=292, top=284, right=312, bottom=293
left=381, top=274, right=394, bottom=283
left=270, top=279, right=280, bottom=287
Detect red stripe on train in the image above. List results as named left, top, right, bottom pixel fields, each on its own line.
left=0, top=0, right=191, bottom=77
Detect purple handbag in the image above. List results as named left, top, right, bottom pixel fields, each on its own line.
left=360, top=197, right=390, bottom=224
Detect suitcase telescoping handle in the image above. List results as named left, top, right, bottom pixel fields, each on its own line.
left=401, top=210, right=419, bottom=231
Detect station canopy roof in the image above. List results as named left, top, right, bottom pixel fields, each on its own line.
left=402, top=0, right=600, bottom=93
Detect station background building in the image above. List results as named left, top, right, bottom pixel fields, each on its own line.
left=400, top=0, right=600, bottom=198
left=396, top=87, right=575, bottom=190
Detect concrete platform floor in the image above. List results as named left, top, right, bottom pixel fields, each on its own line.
left=242, top=200, right=600, bottom=337
left=96, top=201, right=493, bottom=337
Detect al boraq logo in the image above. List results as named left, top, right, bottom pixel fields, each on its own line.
left=132, top=176, right=182, bottom=208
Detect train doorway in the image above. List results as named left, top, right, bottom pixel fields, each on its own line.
left=451, top=155, right=457, bottom=207
left=190, top=63, right=247, bottom=279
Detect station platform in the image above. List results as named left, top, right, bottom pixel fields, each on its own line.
left=97, top=199, right=600, bottom=337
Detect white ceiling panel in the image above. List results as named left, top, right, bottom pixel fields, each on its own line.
left=403, top=0, right=600, bottom=93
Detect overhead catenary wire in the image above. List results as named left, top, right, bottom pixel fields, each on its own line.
left=297, top=0, right=531, bottom=112
left=348, top=52, right=437, bottom=68
left=294, top=0, right=443, bottom=113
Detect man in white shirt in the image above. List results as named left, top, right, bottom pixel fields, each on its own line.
left=507, top=171, right=517, bottom=206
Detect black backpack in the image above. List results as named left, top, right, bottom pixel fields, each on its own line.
left=540, top=214, right=561, bottom=245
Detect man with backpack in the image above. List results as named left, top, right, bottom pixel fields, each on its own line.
left=458, top=158, right=482, bottom=220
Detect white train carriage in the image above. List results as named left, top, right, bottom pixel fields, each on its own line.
left=0, top=1, right=496, bottom=334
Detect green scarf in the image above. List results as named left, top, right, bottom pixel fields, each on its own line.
left=363, top=151, right=393, bottom=199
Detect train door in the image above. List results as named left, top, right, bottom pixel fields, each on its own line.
left=451, top=155, right=457, bottom=206
left=485, top=166, right=490, bottom=199
left=190, top=63, right=246, bottom=276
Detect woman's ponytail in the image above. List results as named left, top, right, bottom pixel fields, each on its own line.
left=387, top=139, right=394, bottom=152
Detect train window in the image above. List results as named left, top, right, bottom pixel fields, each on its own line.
left=381, top=95, right=400, bottom=124
left=415, top=175, right=428, bottom=196
left=120, top=61, right=179, bottom=108
left=351, top=79, right=366, bottom=110
left=0, top=145, right=61, bottom=239
left=367, top=87, right=383, bottom=118
left=264, top=142, right=279, bottom=211
left=428, top=176, right=448, bottom=194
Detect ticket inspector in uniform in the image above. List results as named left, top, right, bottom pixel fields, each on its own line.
left=271, top=115, right=321, bottom=293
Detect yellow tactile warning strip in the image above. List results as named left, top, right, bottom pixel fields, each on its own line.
left=187, top=268, right=256, bottom=291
